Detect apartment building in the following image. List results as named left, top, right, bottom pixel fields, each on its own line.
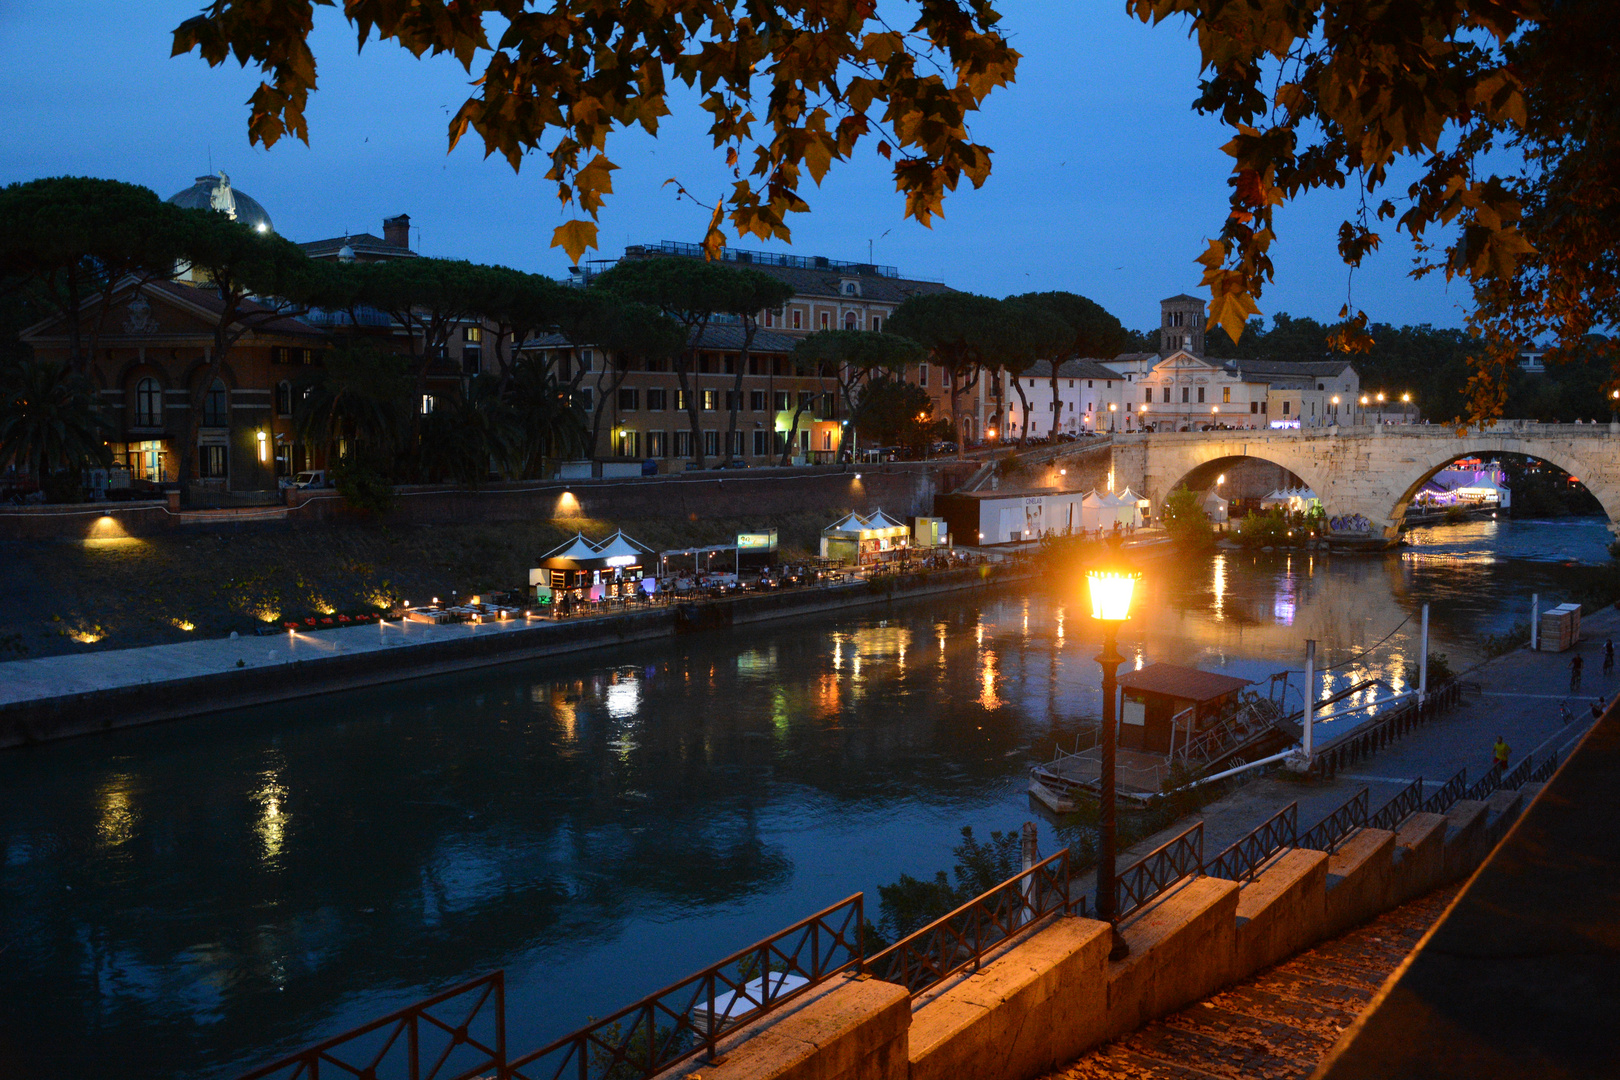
left=571, top=241, right=955, bottom=466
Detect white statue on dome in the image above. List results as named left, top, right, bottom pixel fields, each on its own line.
left=209, top=171, right=237, bottom=220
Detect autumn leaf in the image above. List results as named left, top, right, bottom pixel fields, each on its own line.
left=552, top=219, right=598, bottom=264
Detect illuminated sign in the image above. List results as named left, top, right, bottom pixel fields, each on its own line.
left=604, top=555, right=639, bottom=567
left=737, top=530, right=778, bottom=550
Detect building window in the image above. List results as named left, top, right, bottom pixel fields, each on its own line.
left=618, top=387, right=639, bottom=411
left=276, top=381, right=293, bottom=417
left=750, top=390, right=767, bottom=411
left=464, top=326, right=482, bottom=342
left=1143, top=387, right=1151, bottom=403
left=616, top=429, right=640, bottom=457
left=730, top=430, right=745, bottom=455
left=1222, top=386, right=1231, bottom=404
left=843, top=282, right=857, bottom=295
left=772, top=391, right=789, bottom=411
left=799, top=391, right=816, bottom=413
left=674, top=430, right=692, bottom=458
left=203, top=379, right=230, bottom=427
left=647, top=388, right=666, bottom=410
left=844, top=311, right=857, bottom=329
left=725, top=389, right=739, bottom=411
left=647, top=430, right=667, bottom=457
left=1197, top=386, right=1205, bottom=404
left=421, top=394, right=435, bottom=414
left=1250, top=400, right=1259, bottom=414
left=462, top=346, right=481, bottom=375
left=871, top=316, right=881, bottom=332
left=753, top=429, right=770, bottom=456
left=1283, top=400, right=1290, bottom=415
left=134, top=377, right=162, bottom=426
left=199, top=444, right=227, bottom=478
left=819, top=311, right=830, bottom=330
left=918, top=363, right=928, bottom=387
left=702, top=389, right=719, bottom=411
left=703, top=430, right=720, bottom=457
left=1182, top=387, right=1190, bottom=403
left=792, top=309, right=803, bottom=330
left=1261, top=401, right=1268, bottom=414
left=676, top=389, right=688, bottom=411
left=579, top=387, right=593, bottom=411
left=274, top=443, right=291, bottom=476
left=579, top=349, right=594, bottom=372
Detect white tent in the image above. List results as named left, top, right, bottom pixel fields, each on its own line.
left=1079, top=490, right=1108, bottom=531
left=592, top=530, right=654, bottom=563
left=1199, top=489, right=1229, bottom=523
left=1114, top=487, right=1149, bottom=528
left=540, top=533, right=600, bottom=561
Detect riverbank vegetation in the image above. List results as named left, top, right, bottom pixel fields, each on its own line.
left=1161, top=487, right=1215, bottom=550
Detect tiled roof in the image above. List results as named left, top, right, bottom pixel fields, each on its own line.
left=1235, top=358, right=1357, bottom=384
left=150, top=280, right=325, bottom=338
left=1026, top=358, right=1131, bottom=380
left=299, top=232, right=416, bottom=260
left=1118, top=663, right=1251, bottom=702
left=691, top=323, right=803, bottom=353
left=736, top=261, right=955, bottom=304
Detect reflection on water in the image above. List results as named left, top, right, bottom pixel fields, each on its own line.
left=0, top=518, right=1611, bottom=1080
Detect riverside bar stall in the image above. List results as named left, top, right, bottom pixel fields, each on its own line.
left=531, top=530, right=655, bottom=607
left=819, top=510, right=911, bottom=566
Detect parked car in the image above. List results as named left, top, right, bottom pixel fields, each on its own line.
left=291, top=470, right=334, bottom=489
left=715, top=459, right=750, bottom=469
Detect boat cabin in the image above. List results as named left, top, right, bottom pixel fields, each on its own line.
left=1117, top=664, right=1252, bottom=754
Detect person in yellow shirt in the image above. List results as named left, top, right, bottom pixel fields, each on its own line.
left=1492, top=735, right=1511, bottom=774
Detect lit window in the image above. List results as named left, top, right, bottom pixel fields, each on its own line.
left=421, top=394, right=435, bottom=414
left=463, top=326, right=482, bottom=342
left=819, top=311, right=830, bottom=330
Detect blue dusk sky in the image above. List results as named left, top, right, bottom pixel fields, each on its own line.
left=0, top=2, right=1478, bottom=333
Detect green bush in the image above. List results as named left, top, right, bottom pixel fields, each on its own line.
left=1403, top=651, right=1455, bottom=686
left=1161, top=486, right=1214, bottom=550
left=1236, top=508, right=1288, bottom=547
left=332, top=455, right=396, bottom=514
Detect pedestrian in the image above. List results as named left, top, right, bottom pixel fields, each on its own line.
left=1604, top=639, right=1614, bottom=676
left=1560, top=701, right=1574, bottom=725
left=1592, top=699, right=1605, bottom=721
left=1492, top=735, right=1511, bottom=774
left=1571, top=652, right=1584, bottom=691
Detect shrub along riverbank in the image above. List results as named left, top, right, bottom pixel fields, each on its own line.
left=0, top=510, right=843, bottom=659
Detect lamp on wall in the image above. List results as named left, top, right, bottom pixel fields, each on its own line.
left=256, top=429, right=268, bottom=464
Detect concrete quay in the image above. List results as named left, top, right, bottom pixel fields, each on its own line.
left=0, top=565, right=1009, bottom=750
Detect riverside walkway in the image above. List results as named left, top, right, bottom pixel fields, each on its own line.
left=1105, top=605, right=1619, bottom=870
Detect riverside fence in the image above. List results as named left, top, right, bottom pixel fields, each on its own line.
left=237, top=740, right=1561, bottom=1080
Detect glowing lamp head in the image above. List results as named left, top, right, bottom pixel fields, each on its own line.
left=1086, top=569, right=1139, bottom=622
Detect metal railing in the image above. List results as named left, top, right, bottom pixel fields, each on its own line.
left=237, top=972, right=505, bottom=1080
left=861, top=849, right=1082, bottom=997
left=1501, top=757, right=1532, bottom=791
left=1369, top=776, right=1425, bottom=832
left=1314, top=681, right=1463, bottom=779
left=1298, top=788, right=1370, bottom=853
left=1422, top=768, right=1468, bottom=815
left=1205, top=803, right=1298, bottom=883
left=1462, top=765, right=1503, bottom=803
left=1529, top=751, right=1560, bottom=783
left=1116, top=822, right=1205, bottom=919
left=506, top=894, right=863, bottom=1080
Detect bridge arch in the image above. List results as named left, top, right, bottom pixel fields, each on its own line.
left=1163, top=453, right=1326, bottom=512
left=1124, top=427, right=1620, bottom=544
left=1385, top=440, right=1620, bottom=540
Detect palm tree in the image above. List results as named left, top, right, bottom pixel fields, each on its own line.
left=507, top=356, right=589, bottom=477
left=418, top=373, right=520, bottom=486
left=0, top=359, right=110, bottom=488
left=293, top=342, right=412, bottom=464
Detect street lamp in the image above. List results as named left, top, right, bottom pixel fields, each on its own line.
left=1331, top=395, right=1341, bottom=426
left=1138, top=403, right=1147, bottom=433
left=1108, top=401, right=1117, bottom=433
left=1610, top=389, right=1618, bottom=426
left=1376, top=391, right=1386, bottom=424
left=1088, top=554, right=1139, bottom=959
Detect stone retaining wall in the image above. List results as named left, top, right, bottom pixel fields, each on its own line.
left=0, top=463, right=976, bottom=541
left=669, top=784, right=1534, bottom=1080
left=0, top=566, right=1004, bottom=749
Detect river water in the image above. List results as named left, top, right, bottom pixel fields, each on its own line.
left=0, top=517, right=1611, bottom=1079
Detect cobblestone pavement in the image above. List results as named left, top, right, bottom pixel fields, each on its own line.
left=1044, top=886, right=1459, bottom=1080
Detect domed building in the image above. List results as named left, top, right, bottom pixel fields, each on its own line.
left=166, top=172, right=274, bottom=234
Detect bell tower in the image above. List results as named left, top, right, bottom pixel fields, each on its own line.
left=1159, top=294, right=1206, bottom=356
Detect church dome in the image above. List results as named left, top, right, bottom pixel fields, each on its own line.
left=167, top=172, right=274, bottom=234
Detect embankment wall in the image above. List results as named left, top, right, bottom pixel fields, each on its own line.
left=0, top=463, right=975, bottom=541
left=0, top=565, right=1006, bottom=750
left=669, top=783, right=1534, bottom=1080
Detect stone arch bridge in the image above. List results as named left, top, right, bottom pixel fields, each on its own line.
left=1107, top=423, right=1620, bottom=542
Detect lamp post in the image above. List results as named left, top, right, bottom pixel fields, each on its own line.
left=1088, top=557, right=1139, bottom=959
left=1108, top=401, right=1117, bottom=434
left=1401, top=392, right=1412, bottom=424
left=1375, top=392, right=1386, bottom=424
left=1610, top=389, right=1618, bottom=428
left=1138, top=403, right=1147, bottom=434
left=1331, top=395, right=1341, bottom=427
